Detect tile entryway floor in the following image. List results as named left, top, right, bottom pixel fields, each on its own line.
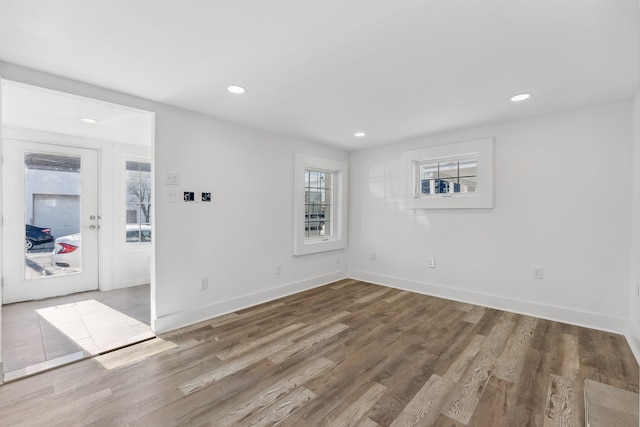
left=2, top=284, right=151, bottom=380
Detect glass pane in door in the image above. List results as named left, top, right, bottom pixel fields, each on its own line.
left=24, top=152, right=82, bottom=279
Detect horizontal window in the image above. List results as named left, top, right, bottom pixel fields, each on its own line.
left=404, top=138, right=493, bottom=209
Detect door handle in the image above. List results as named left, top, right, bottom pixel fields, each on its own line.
left=86, top=225, right=97, bottom=230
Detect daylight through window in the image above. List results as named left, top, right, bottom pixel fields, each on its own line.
left=305, top=170, right=333, bottom=239
left=294, top=153, right=347, bottom=255
left=416, top=156, right=478, bottom=196
left=125, top=161, right=152, bottom=244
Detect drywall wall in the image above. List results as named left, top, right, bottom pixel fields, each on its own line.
left=629, top=92, right=640, bottom=360
left=152, top=106, right=349, bottom=331
left=0, top=59, right=4, bottom=374
left=348, top=101, right=634, bottom=333
left=0, top=63, right=349, bottom=334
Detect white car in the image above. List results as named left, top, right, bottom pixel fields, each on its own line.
left=52, top=225, right=151, bottom=269
left=51, top=232, right=81, bottom=269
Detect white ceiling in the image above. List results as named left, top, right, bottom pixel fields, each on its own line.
left=1, top=81, right=154, bottom=146
left=0, top=0, right=638, bottom=151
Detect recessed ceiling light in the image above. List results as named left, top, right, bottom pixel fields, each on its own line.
left=510, top=93, right=531, bottom=102
left=80, top=117, right=99, bottom=124
left=227, top=85, right=246, bottom=94
left=354, top=132, right=366, bottom=137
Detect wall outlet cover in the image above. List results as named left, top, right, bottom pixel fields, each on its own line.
left=533, top=267, right=543, bottom=279
left=165, top=189, right=180, bottom=202
left=165, top=171, right=180, bottom=185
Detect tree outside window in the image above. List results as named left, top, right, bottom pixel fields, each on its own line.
left=126, top=161, right=151, bottom=243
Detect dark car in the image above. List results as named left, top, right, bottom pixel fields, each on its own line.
left=26, top=224, right=54, bottom=250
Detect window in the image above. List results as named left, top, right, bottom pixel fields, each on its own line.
left=416, top=156, right=477, bottom=196
left=404, top=138, right=493, bottom=209
left=294, top=154, right=347, bottom=255
left=125, top=160, right=152, bottom=243
left=305, top=170, right=333, bottom=238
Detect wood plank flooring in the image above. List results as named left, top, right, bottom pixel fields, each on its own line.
left=0, top=280, right=637, bottom=426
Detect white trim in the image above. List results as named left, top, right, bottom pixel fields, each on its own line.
left=152, top=270, right=347, bottom=334
left=625, top=321, right=640, bottom=366
left=347, top=269, right=628, bottom=333
left=293, top=153, right=348, bottom=255
left=404, top=138, right=494, bottom=209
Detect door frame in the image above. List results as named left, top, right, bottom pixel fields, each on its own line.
left=1, top=127, right=155, bottom=296
left=2, top=139, right=100, bottom=303
left=0, top=79, right=156, bottom=381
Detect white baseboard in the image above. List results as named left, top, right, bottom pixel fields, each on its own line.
left=152, top=271, right=347, bottom=334
left=348, top=269, right=628, bottom=334
left=625, top=321, right=640, bottom=366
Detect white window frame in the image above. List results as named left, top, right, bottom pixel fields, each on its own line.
left=404, top=138, right=494, bottom=209
left=124, top=157, right=152, bottom=246
left=294, top=153, right=348, bottom=255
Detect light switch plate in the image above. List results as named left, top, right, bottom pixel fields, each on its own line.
left=165, top=171, right=180, bottom=185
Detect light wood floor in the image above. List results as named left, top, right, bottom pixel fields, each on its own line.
left=0, top=280, right=637, bottom=426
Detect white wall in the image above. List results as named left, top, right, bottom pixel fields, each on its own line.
left=0, top=57, right=4, bottom=375
left=0, top=63, right=349, bottom=334
left=152, top=107, right=349, bottom=331
left=629, top=92, right=640, bottom=360
left=348, top=101, right=634, bottom=333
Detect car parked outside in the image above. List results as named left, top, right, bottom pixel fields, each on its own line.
left=26, top=224, right=54, bottom=251
left=126, top=224, right=152, bottom=243
left=51, top=232, right=81, bottom=269
left=52, top=224, right=151, bottom=269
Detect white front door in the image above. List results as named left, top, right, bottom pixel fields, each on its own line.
left=2, top=139, right=99, bottom=303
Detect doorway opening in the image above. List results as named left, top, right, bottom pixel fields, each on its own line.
left=1, top=80, right=155, bottom=381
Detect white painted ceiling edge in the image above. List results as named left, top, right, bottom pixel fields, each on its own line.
left=0, top=0, right=638, bottom=151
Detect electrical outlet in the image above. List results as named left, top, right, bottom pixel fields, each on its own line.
left=533, top=267, right=543, bottom=280
left=276, top=264, right=282, bottom=275
left=336, top=256, right=340, bottom=265
left=183, top=191, right=195, bottom=202
left=636, top=280, right=640, bottom=297
left=165, top=171, right=180, bottom=185
left=370, top=252, right=377, bottom=261
left=165, top=189, right=180, bottom=202
left=429, top=258, right=436, bottom=268
left=200, top=277, right=209, bottom=291
left=202, top=192, right=212, bottom=202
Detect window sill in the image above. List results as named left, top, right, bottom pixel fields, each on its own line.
left=295, top=237, right=346, bottom=256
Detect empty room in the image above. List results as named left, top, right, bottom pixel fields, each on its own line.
left=0, top=1, right=639, bottom=426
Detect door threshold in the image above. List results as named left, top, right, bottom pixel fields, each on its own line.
left=3, top=351, right=87, bottom=382
left=2, top=332, right=157, bottom=384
